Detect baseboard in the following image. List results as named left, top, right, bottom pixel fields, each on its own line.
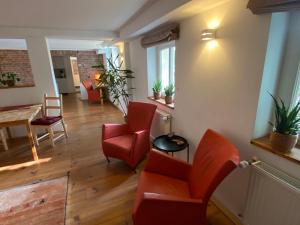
left=210, top=196, right=243, bottom=225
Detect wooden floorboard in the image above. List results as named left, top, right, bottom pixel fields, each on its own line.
left=0, top=93, right=235, bottom=225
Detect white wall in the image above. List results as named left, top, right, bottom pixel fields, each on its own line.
left=128, top=0, right=300, bottom=218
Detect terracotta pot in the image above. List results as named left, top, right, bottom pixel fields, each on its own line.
left=165, top=96, right=173, bottom=104
left=153, top=92, right=161, bottom=100
left=270, top=131, right=298, bottom=153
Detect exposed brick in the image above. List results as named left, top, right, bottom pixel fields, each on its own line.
left=0, top=50, right=104, bottom=88
left=0, top=50, right=34, bottom=86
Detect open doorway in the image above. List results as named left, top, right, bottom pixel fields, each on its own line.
left=48, top=39, right=105, bottom=101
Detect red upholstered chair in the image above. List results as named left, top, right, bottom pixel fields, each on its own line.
left=102, top=101, right=157, bottom=169
left=132, top=129, right=240, bottom=225
left=82, top=80, right=102, bottom=104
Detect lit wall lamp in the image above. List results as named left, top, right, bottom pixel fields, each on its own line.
left=201, top=29, right=217, bottom=41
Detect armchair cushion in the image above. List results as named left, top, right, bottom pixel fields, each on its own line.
left=103, top=134, right=135, bottom=157
left=133, top=171, right=190, bottom=214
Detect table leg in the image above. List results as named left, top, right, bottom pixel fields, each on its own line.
left=100, top=89, right=104, bottom=105
left=25, top=122, right=39, bottom=161
left=6, top=127, right=12, bottom=139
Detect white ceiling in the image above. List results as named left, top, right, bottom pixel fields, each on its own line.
left=0, top=39, right=104, bottom=50
left=0, top=0, right=149, bottom=31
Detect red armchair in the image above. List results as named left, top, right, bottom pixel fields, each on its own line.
left=132, top=129, right=240, bottom=225
left=102, top=101, right=157, bottom=169
left=82, top=80, right=102, bottom=104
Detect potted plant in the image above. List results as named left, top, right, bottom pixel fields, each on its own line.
left=0, top=72, right=20, bottom=87
left=269, top=95, right=300, bottom=153
left=92, top=55, right=134, bottom=117
left=152, top=80, right=162, bottom=100
left=164, top=83, right=174, bottom=104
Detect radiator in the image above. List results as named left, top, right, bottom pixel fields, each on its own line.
left=150, top=109, right=171, bottom=139
left=243, top=161, right=300, bottom=225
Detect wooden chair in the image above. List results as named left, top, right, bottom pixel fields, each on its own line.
left=31, top=94, right=68, bottom=147
left=0, top=128, right=8, bottom=151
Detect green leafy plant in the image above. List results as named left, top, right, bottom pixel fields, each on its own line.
left=0, top=72, right=20, bottom=87
left=92, top=55, right=134, bottom=116
left=152, top=80, right=162, bottom=93
left=270, top=94, right=300, bottom=135
left=164, top=83, right=174, bottom=97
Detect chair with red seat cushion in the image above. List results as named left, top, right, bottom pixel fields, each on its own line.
left=132, top=129, right=240, bottom=225
left=102, top=101, right=157, bottom=169
left=31, top=94, right=68, bottom=147
left=82, top=79, right=102, bottom=104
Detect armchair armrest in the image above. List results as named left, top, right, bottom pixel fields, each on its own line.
left=102, top=123, right=128, bottom=140
left=145, top=149, right=191, bottom=181
left=131, top=130, right=150, bottom=161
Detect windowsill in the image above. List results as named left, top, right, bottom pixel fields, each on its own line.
left=147, top=96, right=175, bottom=109
left=251, top=136, right=300, bottom=165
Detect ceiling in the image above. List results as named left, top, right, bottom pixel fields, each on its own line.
left=0, top=0, right=149, bottom=31
left=0, top=39, right=104, bottom=50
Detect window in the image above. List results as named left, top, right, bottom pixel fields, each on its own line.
left=158, top=44, right=176, bottom=89
left=146, top=41, right=176, bottom=108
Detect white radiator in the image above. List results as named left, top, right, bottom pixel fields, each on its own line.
left=243, top=161, right=300, bottom=225
left=150, top=109, right=171, bottom=139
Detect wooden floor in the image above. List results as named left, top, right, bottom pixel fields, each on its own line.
left=0, top=94, right=235, bottom=225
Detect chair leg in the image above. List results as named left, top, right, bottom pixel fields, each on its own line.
left=105, top=156, right=110, bottom=163
left=0, top=129, right=8, bottom=151
left=32, top=128, right=39, bottom=147
left=61, top=120, right=68, bottom=138
left=47, top=127, right=55, bottom=147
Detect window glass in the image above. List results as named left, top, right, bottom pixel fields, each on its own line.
left=291, top=63, right=300, bottom=105
left=170, top=46, right=176, bottom=85
left=160, top=48, right=170, bottom=89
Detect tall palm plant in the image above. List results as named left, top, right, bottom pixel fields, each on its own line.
left=93, top=55, right=134, bottom=116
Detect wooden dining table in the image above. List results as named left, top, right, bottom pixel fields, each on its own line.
left=0, top=104, right=42, bottom=161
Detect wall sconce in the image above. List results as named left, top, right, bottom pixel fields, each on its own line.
left=201, top=29, right=217, bottom=41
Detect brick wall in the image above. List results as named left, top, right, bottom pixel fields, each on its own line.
left=0, top=50, right=34, bottom=87
left=51, top=50, right=104, bottom=81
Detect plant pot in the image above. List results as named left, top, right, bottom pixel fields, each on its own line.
left=6, top=80, right=15, bottom=87
left=165, top=96, right=173, bottom=104
left=153, top=92, right=161, bottom=100
left=270, top=131, right=298, bottom=153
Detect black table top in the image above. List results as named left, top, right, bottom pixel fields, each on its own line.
left=153, top=135, right=189, bottom=152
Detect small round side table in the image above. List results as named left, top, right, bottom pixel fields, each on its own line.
left=153, top=134, right=189, bottom=162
